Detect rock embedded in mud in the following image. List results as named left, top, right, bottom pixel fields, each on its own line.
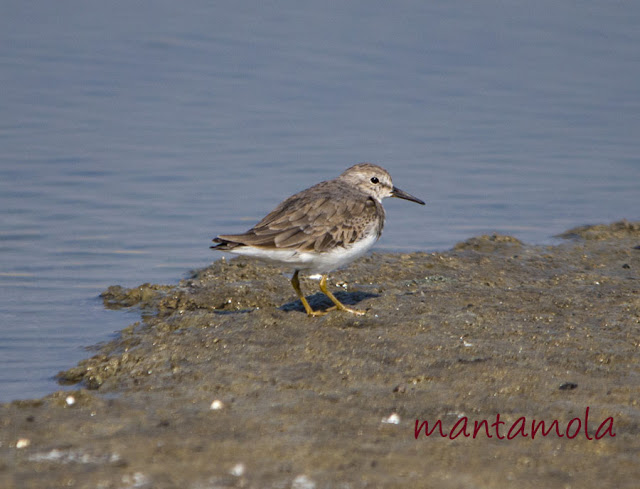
left=453, top=234, right=524, bottom=252
left=557, top=219, right=640, bottom=240
left=100, top=283, right=170, bottom=309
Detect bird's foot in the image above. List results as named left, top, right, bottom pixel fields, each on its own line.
left=306, top=309, right=328, bottom=317
left=325, top=305, right=367, bottom=316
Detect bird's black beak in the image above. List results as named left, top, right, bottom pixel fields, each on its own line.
left=391, top=186, right=425, bottom=205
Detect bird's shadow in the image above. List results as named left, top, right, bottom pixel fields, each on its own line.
left=280, top=290, right=379, bottom=314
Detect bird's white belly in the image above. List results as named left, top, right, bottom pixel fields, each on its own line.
left=227, top=232, right=379, bottom=274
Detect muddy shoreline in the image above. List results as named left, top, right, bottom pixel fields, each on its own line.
left=1, top=221, right=639, bottom=488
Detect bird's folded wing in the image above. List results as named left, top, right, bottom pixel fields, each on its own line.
left=217, top=192, right=379, bottom=253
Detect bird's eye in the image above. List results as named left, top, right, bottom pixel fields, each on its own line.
left=370, top=177, right=379, bottom=184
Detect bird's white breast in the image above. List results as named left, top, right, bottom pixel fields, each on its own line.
left=227, top=232, right=379, bottom=274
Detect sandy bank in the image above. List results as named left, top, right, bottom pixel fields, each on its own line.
left=1, top=221, right=639, bottom=488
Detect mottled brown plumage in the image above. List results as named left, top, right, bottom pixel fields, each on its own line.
left=214, top=178, right=385, bottom=253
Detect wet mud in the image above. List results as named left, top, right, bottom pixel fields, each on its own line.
left=1, top=221, right=639, bottom=488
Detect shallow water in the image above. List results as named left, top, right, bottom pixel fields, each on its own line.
left=1, top=1, right=639, bottom=401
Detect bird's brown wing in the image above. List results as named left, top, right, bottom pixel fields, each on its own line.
left=213, top=182, right=384, bottom=253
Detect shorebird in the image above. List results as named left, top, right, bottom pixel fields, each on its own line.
left=211, top=163, right=424, bottom=316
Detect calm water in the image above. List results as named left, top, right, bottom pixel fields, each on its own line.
left=1, top=1, right=639, bottom=402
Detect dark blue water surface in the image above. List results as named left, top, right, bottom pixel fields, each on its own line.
left=1, top=1, right=638, bottom=401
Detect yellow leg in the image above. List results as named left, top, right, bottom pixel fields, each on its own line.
left=319, top=275, right=366, bottom=316
left=291, top=270, right=326, bottom=317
